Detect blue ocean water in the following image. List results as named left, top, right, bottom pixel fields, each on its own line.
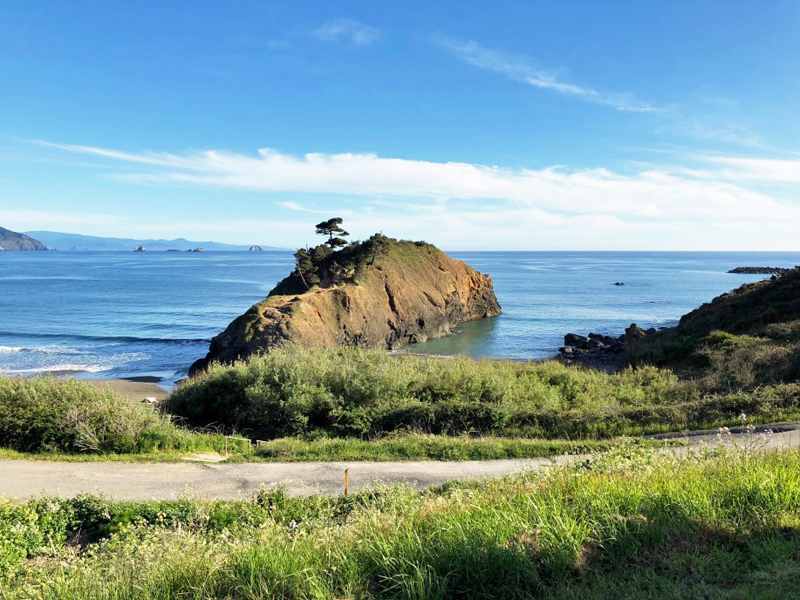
left=1, top=251, right=799, bottom=386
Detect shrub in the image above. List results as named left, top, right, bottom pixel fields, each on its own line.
left=0, top=376, right=203, bottom=453
left=168, top=347, right=798, bottom=440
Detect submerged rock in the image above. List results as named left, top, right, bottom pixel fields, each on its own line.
left=189, top=237, right=502, bottom=375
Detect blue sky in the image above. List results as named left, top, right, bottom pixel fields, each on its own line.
left=2, top=0, right=799, bottom=250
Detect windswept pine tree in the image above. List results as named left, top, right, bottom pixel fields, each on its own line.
left=315, top=217, right=349, bottom=249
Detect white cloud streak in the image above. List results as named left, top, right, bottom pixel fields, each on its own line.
left=313, top=18, right=382, bottom=45
left=28, top=140, right=800, bottom=250
left=435, top=37, right=660, bottom=113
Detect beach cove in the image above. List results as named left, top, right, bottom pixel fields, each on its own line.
left=3, top=250, right=800, bottom=384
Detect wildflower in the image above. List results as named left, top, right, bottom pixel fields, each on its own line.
left=738, top=412, right=747, bottom=421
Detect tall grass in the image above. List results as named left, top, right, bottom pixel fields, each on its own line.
left=168, top=346, right=800, bottom=440
left=3, top=446, right=799, bottom=598
left=0, top=376, right=233, bottom=454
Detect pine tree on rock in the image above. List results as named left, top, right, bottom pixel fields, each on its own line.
left=315, top=218, right=350, bottom=249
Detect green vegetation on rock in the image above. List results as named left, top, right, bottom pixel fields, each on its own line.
left=630, top=268, right=800, bottom=390
left=277, top=230, right=406, bottom=295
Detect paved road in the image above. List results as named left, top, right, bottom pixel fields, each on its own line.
left=2, top=427, right=798, bottom=501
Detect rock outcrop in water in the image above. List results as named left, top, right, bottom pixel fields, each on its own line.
left=0, top=227, right=47, bottom=251
left=728, top=266, right=791, bottom=275
left=189, top=235, right=501, bottom=375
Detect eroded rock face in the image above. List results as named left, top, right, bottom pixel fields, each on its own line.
left=189, top=240, right=501, bottom=375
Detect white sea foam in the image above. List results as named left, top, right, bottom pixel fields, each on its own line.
left=1, top=364, right=111, bottom=375
left=0, top=345, right=80, bottom=355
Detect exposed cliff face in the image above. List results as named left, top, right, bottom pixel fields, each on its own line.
left=0, top=227, right=47, bottom=251
left=190, top=239, right=501, bottom=375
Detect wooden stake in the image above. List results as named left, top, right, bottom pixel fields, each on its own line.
left=344, top=468, right=349, bottom=496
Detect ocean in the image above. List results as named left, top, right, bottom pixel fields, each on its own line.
left=1, top=250, right=799, bottom=387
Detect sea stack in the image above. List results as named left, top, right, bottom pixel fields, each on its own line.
left=189, top=234, right=501, bottom=375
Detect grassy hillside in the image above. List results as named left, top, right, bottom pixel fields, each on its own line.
left=629, top=268, right=800, bottom=389
left=3, top=446, right=798, bottom=598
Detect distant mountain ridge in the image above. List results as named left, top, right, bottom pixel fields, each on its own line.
left=24, top=231, right=286, bottom=252
left=0, top=227, right=48, bottom=251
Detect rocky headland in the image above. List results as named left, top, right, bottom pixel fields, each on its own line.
left=0, top=226, right=47, bottom=251
left=627, top=266, right=800, bottom=378
left=189, top=233, right=501, bottom=375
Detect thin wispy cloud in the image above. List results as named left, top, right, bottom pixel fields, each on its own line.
left=313, top=18, right=382, bottom=46
left=435, top=37, right=660, bottom=113
left=704, top=156, right=800, bottom=183
left=278, top=200, right=354, bottom=215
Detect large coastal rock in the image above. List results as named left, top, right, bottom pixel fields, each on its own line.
left=0, top=227, right=47, bottom=251
left=190, top=238, right=501, bottom=374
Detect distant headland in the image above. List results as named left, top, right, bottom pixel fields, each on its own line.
left=22, top=231, right=286, bottom=252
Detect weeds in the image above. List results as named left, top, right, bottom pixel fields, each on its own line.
left=2, top=447, right=799, bottom=598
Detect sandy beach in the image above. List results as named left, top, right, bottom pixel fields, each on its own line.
left=85, top=378, right=170, bottom=402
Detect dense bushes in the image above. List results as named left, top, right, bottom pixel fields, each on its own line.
left=0, top=376, right=218, bottom=454
left=167, top=346, right=800, bottom=440
left=3, top=448, right=800, bottom=598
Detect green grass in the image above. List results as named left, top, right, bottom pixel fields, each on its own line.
left=0, top=447, right=220, bottom=462
left=0, top=435, right=684, bottom=463
left=233, top=434, right=671, bottom=462
left=2, top=445, right=799, bottom=598
left=168, top=346, right=800, bottom=440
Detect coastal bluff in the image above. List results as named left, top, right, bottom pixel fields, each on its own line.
left=189, top=236, right=501, bottom=375
left=0, top=226, right=47, bottom=251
